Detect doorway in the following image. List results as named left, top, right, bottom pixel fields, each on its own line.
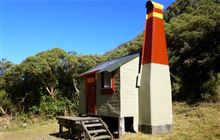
left=86, top=74, right=96, bottom=115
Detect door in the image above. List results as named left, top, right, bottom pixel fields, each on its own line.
left=86, top=74, right=96, bottom=115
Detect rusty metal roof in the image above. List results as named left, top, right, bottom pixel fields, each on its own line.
left=80, top=52, right=140, bottom=76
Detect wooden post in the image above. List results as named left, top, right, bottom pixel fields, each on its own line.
left=119, top=117, right=125, bottom=136
left=59, top=124, right=63, bottom=137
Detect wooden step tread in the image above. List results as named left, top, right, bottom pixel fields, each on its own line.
left=83, top=119, right=100, bottom=124
left=92, top=135, right=111, bottom=140
left=85, top=123, right=103, bottom=127
left=89, top=129, right=107, bottom=134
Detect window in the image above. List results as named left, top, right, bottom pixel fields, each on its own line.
left=101, top=72, right=112, bottom=89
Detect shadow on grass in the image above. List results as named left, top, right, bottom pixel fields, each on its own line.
left=50, top=131, right=79, bottom=140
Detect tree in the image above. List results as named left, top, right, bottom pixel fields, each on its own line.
left=21, top=48, right=72, bottom=98
left=77, top=55, right=105, bottom=74
left=58, top=54, right=79, bottom=99
left=0, top=59, right=13, bottom=115
left=165, top=0, right=220, bottom=102
left=4, top=48, right=80, bottom=113
left=4, top=65, right=27, bottom=112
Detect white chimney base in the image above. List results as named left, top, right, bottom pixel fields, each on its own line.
left=138, top=63, right=173, bottom=134
left=139, top=124, right=172, bottom=134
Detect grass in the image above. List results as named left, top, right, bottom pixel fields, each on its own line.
left=1, top=102, right=220, bottom=140
left=121, top=102, right=220, bottom=140
left=0, top=115, right=54, bottom=132
left=0, top=120, right=62, bottom=140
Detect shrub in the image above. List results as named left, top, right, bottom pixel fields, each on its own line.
left=30, top=95, right=78, bottom=118
left=201, top=73, right=220, bottom=102
left=0, top=90, right=13, bottom=115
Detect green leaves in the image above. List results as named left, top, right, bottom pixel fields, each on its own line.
left=77, top=55, right=105, bottom=74
left=1, top=48, right=80, bottom=114
left=165, top=0, right=220, bottom=102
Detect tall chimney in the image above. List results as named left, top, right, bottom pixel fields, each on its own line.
left=138, top=1, right=173, bottom=134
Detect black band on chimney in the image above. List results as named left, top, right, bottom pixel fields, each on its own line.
left=146, top=1, right=154, bottom=14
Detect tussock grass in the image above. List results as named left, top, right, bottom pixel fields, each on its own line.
left=121, top=102, right=220, bottom=140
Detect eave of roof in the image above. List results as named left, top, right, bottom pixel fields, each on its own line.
left=79, top=52, right=140, bottom=77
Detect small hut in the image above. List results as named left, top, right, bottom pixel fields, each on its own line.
left=78, top=52, right=140, bottom=134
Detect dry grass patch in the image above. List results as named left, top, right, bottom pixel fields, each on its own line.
left=0, top=115, right=53, bottom=132
left=0, top=102, right=219, bottom=140
left=0, top=120, right=62, bottom=140
left=122, top=102, right=220, bottom=140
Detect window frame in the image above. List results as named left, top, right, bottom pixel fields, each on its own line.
left=101, top=71, right=112, bottom=89
left=100, top=71, right=115, bottom=94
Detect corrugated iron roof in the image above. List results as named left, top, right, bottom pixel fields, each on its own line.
left=80, top=52, right=140, bottom=76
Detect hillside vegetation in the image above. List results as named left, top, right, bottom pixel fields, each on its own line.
left=0, top=0, right=219, bottom=117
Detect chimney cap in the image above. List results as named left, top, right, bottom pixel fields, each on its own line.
left=146, top=1, right=164, bottom=11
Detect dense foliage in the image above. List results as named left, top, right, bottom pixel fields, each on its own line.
left=0, top=0, right=219, bottom=117
left=166, top=0, right=220, bottom=102
left=0, top=49, right=107, bottom=116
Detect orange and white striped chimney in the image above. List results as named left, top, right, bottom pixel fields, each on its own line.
left=138, top=1, right=173, bottom=134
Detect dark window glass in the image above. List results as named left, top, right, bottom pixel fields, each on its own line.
left=101, top=72, right=112, bottom=89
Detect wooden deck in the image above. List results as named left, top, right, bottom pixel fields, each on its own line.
left=56, top=116, right=97, bottom=139
left=56, top=116, right=113, bottom=140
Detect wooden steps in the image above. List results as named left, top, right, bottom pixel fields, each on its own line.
left=85, top=123, right=103, bottom=128
left=89, top=129, right=107, bottom=134
left=81, top=118, right=113, bottom=140
left=92, top=135, right=111, bottom=140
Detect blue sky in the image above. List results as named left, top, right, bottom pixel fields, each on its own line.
left=0, top=0, right=175, bottom=64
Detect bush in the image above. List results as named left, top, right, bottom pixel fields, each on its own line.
left=171, top=73, right=182, bottom=101
left=0, top=90, right=13, bottom=115
left=30, top=95, right=78, bottom=118
left=201, top=73, right=220, bottom=102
